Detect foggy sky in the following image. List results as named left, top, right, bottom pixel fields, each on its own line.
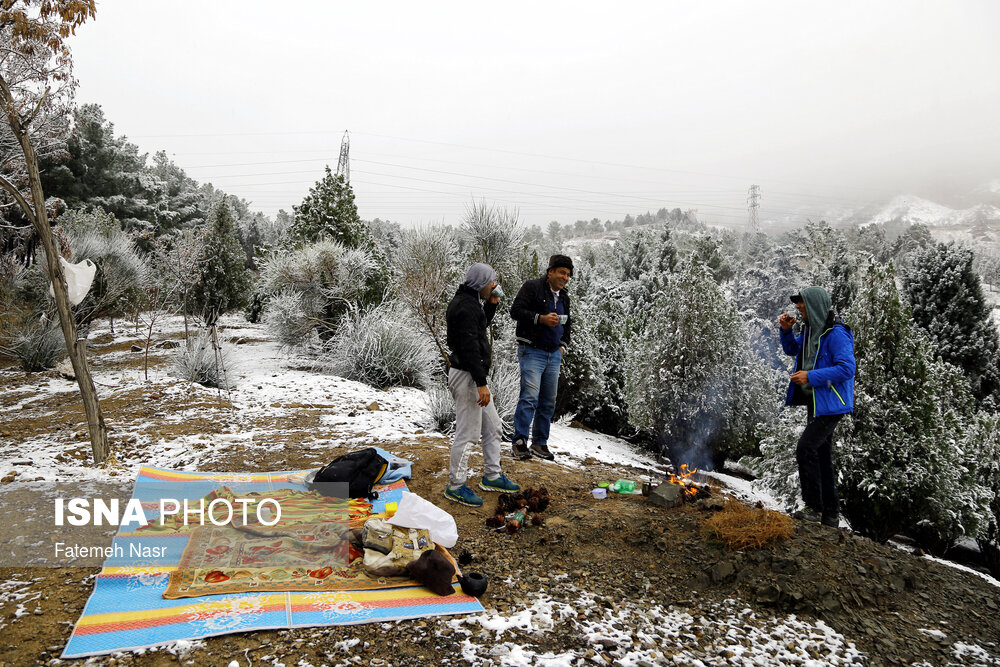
left=68, top=1, right=1000, bottom=228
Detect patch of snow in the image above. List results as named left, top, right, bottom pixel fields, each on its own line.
left=922, top=554, right=1000, bottom=589
left=918, top=627, right=948, bottom=640
left=707, top=470, right=785, bottom=511
left=952, top=641, right=1000, bottom=665
left=545, top=418, right=664, bottom=473
left=448, top=591, right=865, bottom=666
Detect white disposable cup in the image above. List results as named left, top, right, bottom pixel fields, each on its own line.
left=559, top=314, right=568, bottom=324
left=591, top=488, right=607, bottom=499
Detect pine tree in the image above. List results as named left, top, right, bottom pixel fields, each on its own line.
left=625, top=260, right=772, bottom=469
left=191, top=197, right=251, bottom=325
left=288, top=166, right=365, bottom=248
left=903, top=242, right=1000, bottom=403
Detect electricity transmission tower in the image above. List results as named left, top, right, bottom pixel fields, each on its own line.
left=742, top=184, right=760, bottom=252
left=336, top=130, right=350, bottom=182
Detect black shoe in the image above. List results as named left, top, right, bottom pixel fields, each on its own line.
left=792, top=507, right=821, bottom=523
left=821, top=513, right=839, bottom=528
left=512, top=438, right=531, bottom=460
left=529, top=443, right=554, bottom=460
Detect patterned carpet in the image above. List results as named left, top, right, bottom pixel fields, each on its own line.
left=62, top=466, right=483, bottom=659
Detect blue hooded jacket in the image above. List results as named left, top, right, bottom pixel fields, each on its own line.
left=780, top=320, right=856, bottom=416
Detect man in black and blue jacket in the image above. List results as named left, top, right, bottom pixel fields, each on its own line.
left=509, top=254, right=573, bottom=460
left=779, top=286, right=856, bottom=528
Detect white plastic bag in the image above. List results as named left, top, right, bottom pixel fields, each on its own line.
left=48, top=257, right=97, bottom=306
left=387, top=491, right=458, bottom=548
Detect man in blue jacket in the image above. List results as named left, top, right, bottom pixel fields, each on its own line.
left=509, top=255, right=573, bottom=460
left=778, top=286, right=855, bottom=528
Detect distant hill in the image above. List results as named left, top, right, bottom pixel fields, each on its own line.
left=863, top=195, right=1000, bottom=228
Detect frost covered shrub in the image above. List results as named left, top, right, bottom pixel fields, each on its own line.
left=488, top=348, right=521, bottom=438
left=459, top=200, right=524, bottom=285
left=257, top=239, right=374, bottom=341
left=263, top=289, right=320, bottom=350
left=625, top=260, right=774, bottom=470
left=320, top=302, right=438, bottom=389
left=395, top=226, right=461, bottom=363
left=839, top=263, right=992, bottom=546
left=424, top=382, right=455, bottom=433
left=9, top=318, right=65, bottom=372
left=60, top=208, right=148, bottom=327
left=173, top=329, right=236, bottom=390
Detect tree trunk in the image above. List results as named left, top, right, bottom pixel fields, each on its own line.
left=0, top=76, right=110, bottom=464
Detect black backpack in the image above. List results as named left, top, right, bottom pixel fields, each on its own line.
left=310, top=448, right=389, bottom=500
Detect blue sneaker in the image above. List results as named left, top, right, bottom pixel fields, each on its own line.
left=444, top=484, right=484, bottom=507
left=479, top=473, right=521, bottom=493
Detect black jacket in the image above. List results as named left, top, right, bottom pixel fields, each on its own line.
left=446, top=284, right=497, bottom=387
left=510, top=277, right=572, bottom=351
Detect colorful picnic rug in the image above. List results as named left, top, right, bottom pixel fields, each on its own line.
left=62, top=466, right=484, bottom=659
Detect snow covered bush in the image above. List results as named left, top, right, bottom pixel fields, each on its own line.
left=395, top=225, right=461, bottom=364
left=784, top=220, right=860, bottom=313
left=557, top=269, right=631, bottom=435
left=6, top=318, right=65, bottom=372
left=60, top=208, right=148, bottom=328
left=424, top=382, right=455, bottom=433
left=839, top=263, right=992, bottom=546
left=262, top=289, right=320, bottom=350
left=173, top=329, right=236, bottom=390
left=459, top=200, right=525, bottom=285
left=487, top=347, right=521, bottom=438
left=319, top=302, right=439, bottom=389
left=257, top=239, right=375, bottom=343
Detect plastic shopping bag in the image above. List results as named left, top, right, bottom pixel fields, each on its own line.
left=387, top=491, right=458, bottom=548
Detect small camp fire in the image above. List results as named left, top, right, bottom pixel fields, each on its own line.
left=667, top=464, right=709, bottom=502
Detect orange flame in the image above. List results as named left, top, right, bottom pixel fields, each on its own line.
left=668, top=464, right=700, bottom=499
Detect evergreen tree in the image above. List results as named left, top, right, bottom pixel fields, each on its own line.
left=40, top=104, right=159, bottom=232
left=625, top=259, right=773, bottom=469
left=288, top=166, right=365, bottom=247
left=903, top=242, right=1000, bottom=403
left=190, top=197, right=251, bottom=325
left=840, top=263, right=991, bottom=545
left=786, top=220, right=859, bottom=312
left=149, top=150, right=210, bottom=233
left=557, top=267, right=632, bottom=435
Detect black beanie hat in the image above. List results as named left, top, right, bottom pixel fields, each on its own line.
left=547, top=254, right=574, bottom=276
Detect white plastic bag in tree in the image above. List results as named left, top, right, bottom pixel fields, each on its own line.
left=48, top=257, right=96, bottom=307
left=387, top=491, right=458, bottom=548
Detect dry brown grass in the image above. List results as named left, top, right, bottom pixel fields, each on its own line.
left=704, top=498, right=794, bottom=550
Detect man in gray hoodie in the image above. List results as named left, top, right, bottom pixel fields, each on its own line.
left=443, top=263, right=521, bottom=506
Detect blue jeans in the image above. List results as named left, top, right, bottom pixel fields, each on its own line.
left=513, top=344, right=561, bottom=446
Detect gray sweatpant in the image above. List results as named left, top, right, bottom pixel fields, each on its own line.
left=448, top=367, right=502, bottom=487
